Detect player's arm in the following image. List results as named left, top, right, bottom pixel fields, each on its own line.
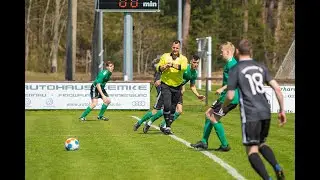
left=157, top=54, right=170, bottom=72
left=268, top=80, right=284, bottom=112
left=95, top=72, right=107, bottom=98
left=154, top=72, right=161, bottom=87
left=154, top=71, right=161, bottom=82
left=224, top=90, right=235, bottom=107
left=221, top=68, right=238, bottom=110
left=268, top=80, right=286, bottom=126
left=264, top=66, right=287, bottom=126
left=189, top=79, right=206, bottom=100
left=216, top=85, right=227, bottom=95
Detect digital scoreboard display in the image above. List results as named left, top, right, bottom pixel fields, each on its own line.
left=97, top=0, right=160, bottom=12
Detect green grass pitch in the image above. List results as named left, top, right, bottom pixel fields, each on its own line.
left=25, top=86, right=295, bottom=180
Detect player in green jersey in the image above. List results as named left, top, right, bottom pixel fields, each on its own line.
left=79, top=61, right=114, bottom=121
left=190, top=42, right=239, bottom=151
left=134, top=55, right=206, bottom=134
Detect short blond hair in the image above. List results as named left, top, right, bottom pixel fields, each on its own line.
left=220, top=41, right=235, bottom=55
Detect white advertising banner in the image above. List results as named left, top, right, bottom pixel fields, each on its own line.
left=264, top=85, right=295, bottom=113
left=25, top=82, right=150, bottom=110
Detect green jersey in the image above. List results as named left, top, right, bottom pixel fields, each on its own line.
left=182, top=64, right=198, bottom=86
left=92, top=69, right=112, bottom=88
left=218, top=57, right=239, bottom=104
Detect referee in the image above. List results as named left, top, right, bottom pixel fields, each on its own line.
left=156, top=40, right=188, bottom=134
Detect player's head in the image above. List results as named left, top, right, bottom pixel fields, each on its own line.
left=171, top=40, right=181, bottom=59
left=105, top=61, right=114, bottom=72
left=235, top=39, right=252, bottom=57
left=219, top=41, right=235, bottom=60
left=190, top=54, right=200, bottom=69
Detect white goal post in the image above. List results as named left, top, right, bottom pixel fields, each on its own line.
left=196, top=37, right=212, bottom=91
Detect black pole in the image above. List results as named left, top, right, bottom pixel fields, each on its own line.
left=91, top=11, right=99, bottom=81
left=65, top=0, right=77, bottom=81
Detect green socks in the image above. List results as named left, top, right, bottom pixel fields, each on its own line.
left=201, top=118, right=213, bottom=144
left=80, top=104, right=108, bottom=118
left=200, top=118, right=228, bottom=147
left=213, top=121, right=229, bottom=147
left=138, top=110, right=153, bottom=125
left=98, top=104, right=108, bottom=117
left=173, top=111, right=180, bottom=121
left=149, top=109, right=163, bottom=123
left=80, top=107, right=92, bottom=118
left=160, top=118, right=166, bottom=127
left=160, top=111, right=180, bottom=127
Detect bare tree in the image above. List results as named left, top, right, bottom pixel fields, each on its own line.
left=182, top=0, right=191, bottom=53
left=267, top=0, right=275, bottom=31
left=136, top=13, right=143, bottom=74
left=262, top=0, right=269, bottom=66
left=51, top=0, right=61, bottom=72
left=142, top=35, right=157, bottom=75
left=51, top=0, right=67, bottom=72
left=144, top=52, right=150, bottom=75
left=41, top=0, right=51, bottom=46
left=272, top=0, right=284, bottom=69
left=25, top=0, right=33, bottom=71
left=243, top=0, right=248, bottom=38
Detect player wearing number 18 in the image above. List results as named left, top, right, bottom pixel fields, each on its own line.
left=221, top=39, right=286, bottom=180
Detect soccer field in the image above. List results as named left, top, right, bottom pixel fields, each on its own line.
left=25, top=88, right=295, bottom=180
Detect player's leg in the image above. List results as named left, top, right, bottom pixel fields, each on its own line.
left=161, top=83, right=173, bottom=133
left=79, top=85, right=99, bottom=121
left=211, top=101, right=237, bottom=151
left=148, top=109, right=164, bottom=124
left=159, top=102, right=182, bottom=128
left=190, top=107, right=213, bottom=149
left=143, top=102, right=164, bottom=133
left=173, top=96, right=183, bottom=121
left=134, top=109, right=157, bottom=131
left=143, top=109, right=163, bottom=133
left=134, top=91, right=163, bottom=131
left=163, top=86, right=181, bottom=134
left=97, top=90, right=111, bottom=120
left=244, top=121, right=271, bottom=180
left=258, top=119, right=285, bottom=179
left=147, top=93, right=165, bottom=126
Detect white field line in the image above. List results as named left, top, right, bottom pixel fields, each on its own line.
left=131, top=116, right=246, bottom=180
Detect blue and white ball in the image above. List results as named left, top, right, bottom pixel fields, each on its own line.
left=65, top=138, right=79, bottom=151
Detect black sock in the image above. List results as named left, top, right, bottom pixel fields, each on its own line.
left=248, top=153, right=270, bottom=180
left=163, top=111, right=170, bottom=128
left=259, top=145, right=280, bottom=171
left=168, top=114, right=175, bottom=126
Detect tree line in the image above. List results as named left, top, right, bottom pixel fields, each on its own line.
left=25, top=0, right=295, bottom=76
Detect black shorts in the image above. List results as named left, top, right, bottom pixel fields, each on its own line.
left=242, top=119, right=271, bottom=146
left=159, top=82, right=182, bottom=113
left=211, top=100, right=237, bottom=116
left=153, top=91, right=164, bottom=110
left=90, top=84, right=109, bottom=99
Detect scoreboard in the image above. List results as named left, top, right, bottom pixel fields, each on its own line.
left=97, top=0, right=160, bottom=12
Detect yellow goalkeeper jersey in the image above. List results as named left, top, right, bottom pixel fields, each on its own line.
left=156, top=53, right=188, bottom=87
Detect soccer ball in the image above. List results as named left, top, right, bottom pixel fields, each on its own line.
left=65, top=138, right=79, bottom=151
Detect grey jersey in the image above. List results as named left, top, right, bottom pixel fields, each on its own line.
left=227, top=60, right=273, bottom=122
